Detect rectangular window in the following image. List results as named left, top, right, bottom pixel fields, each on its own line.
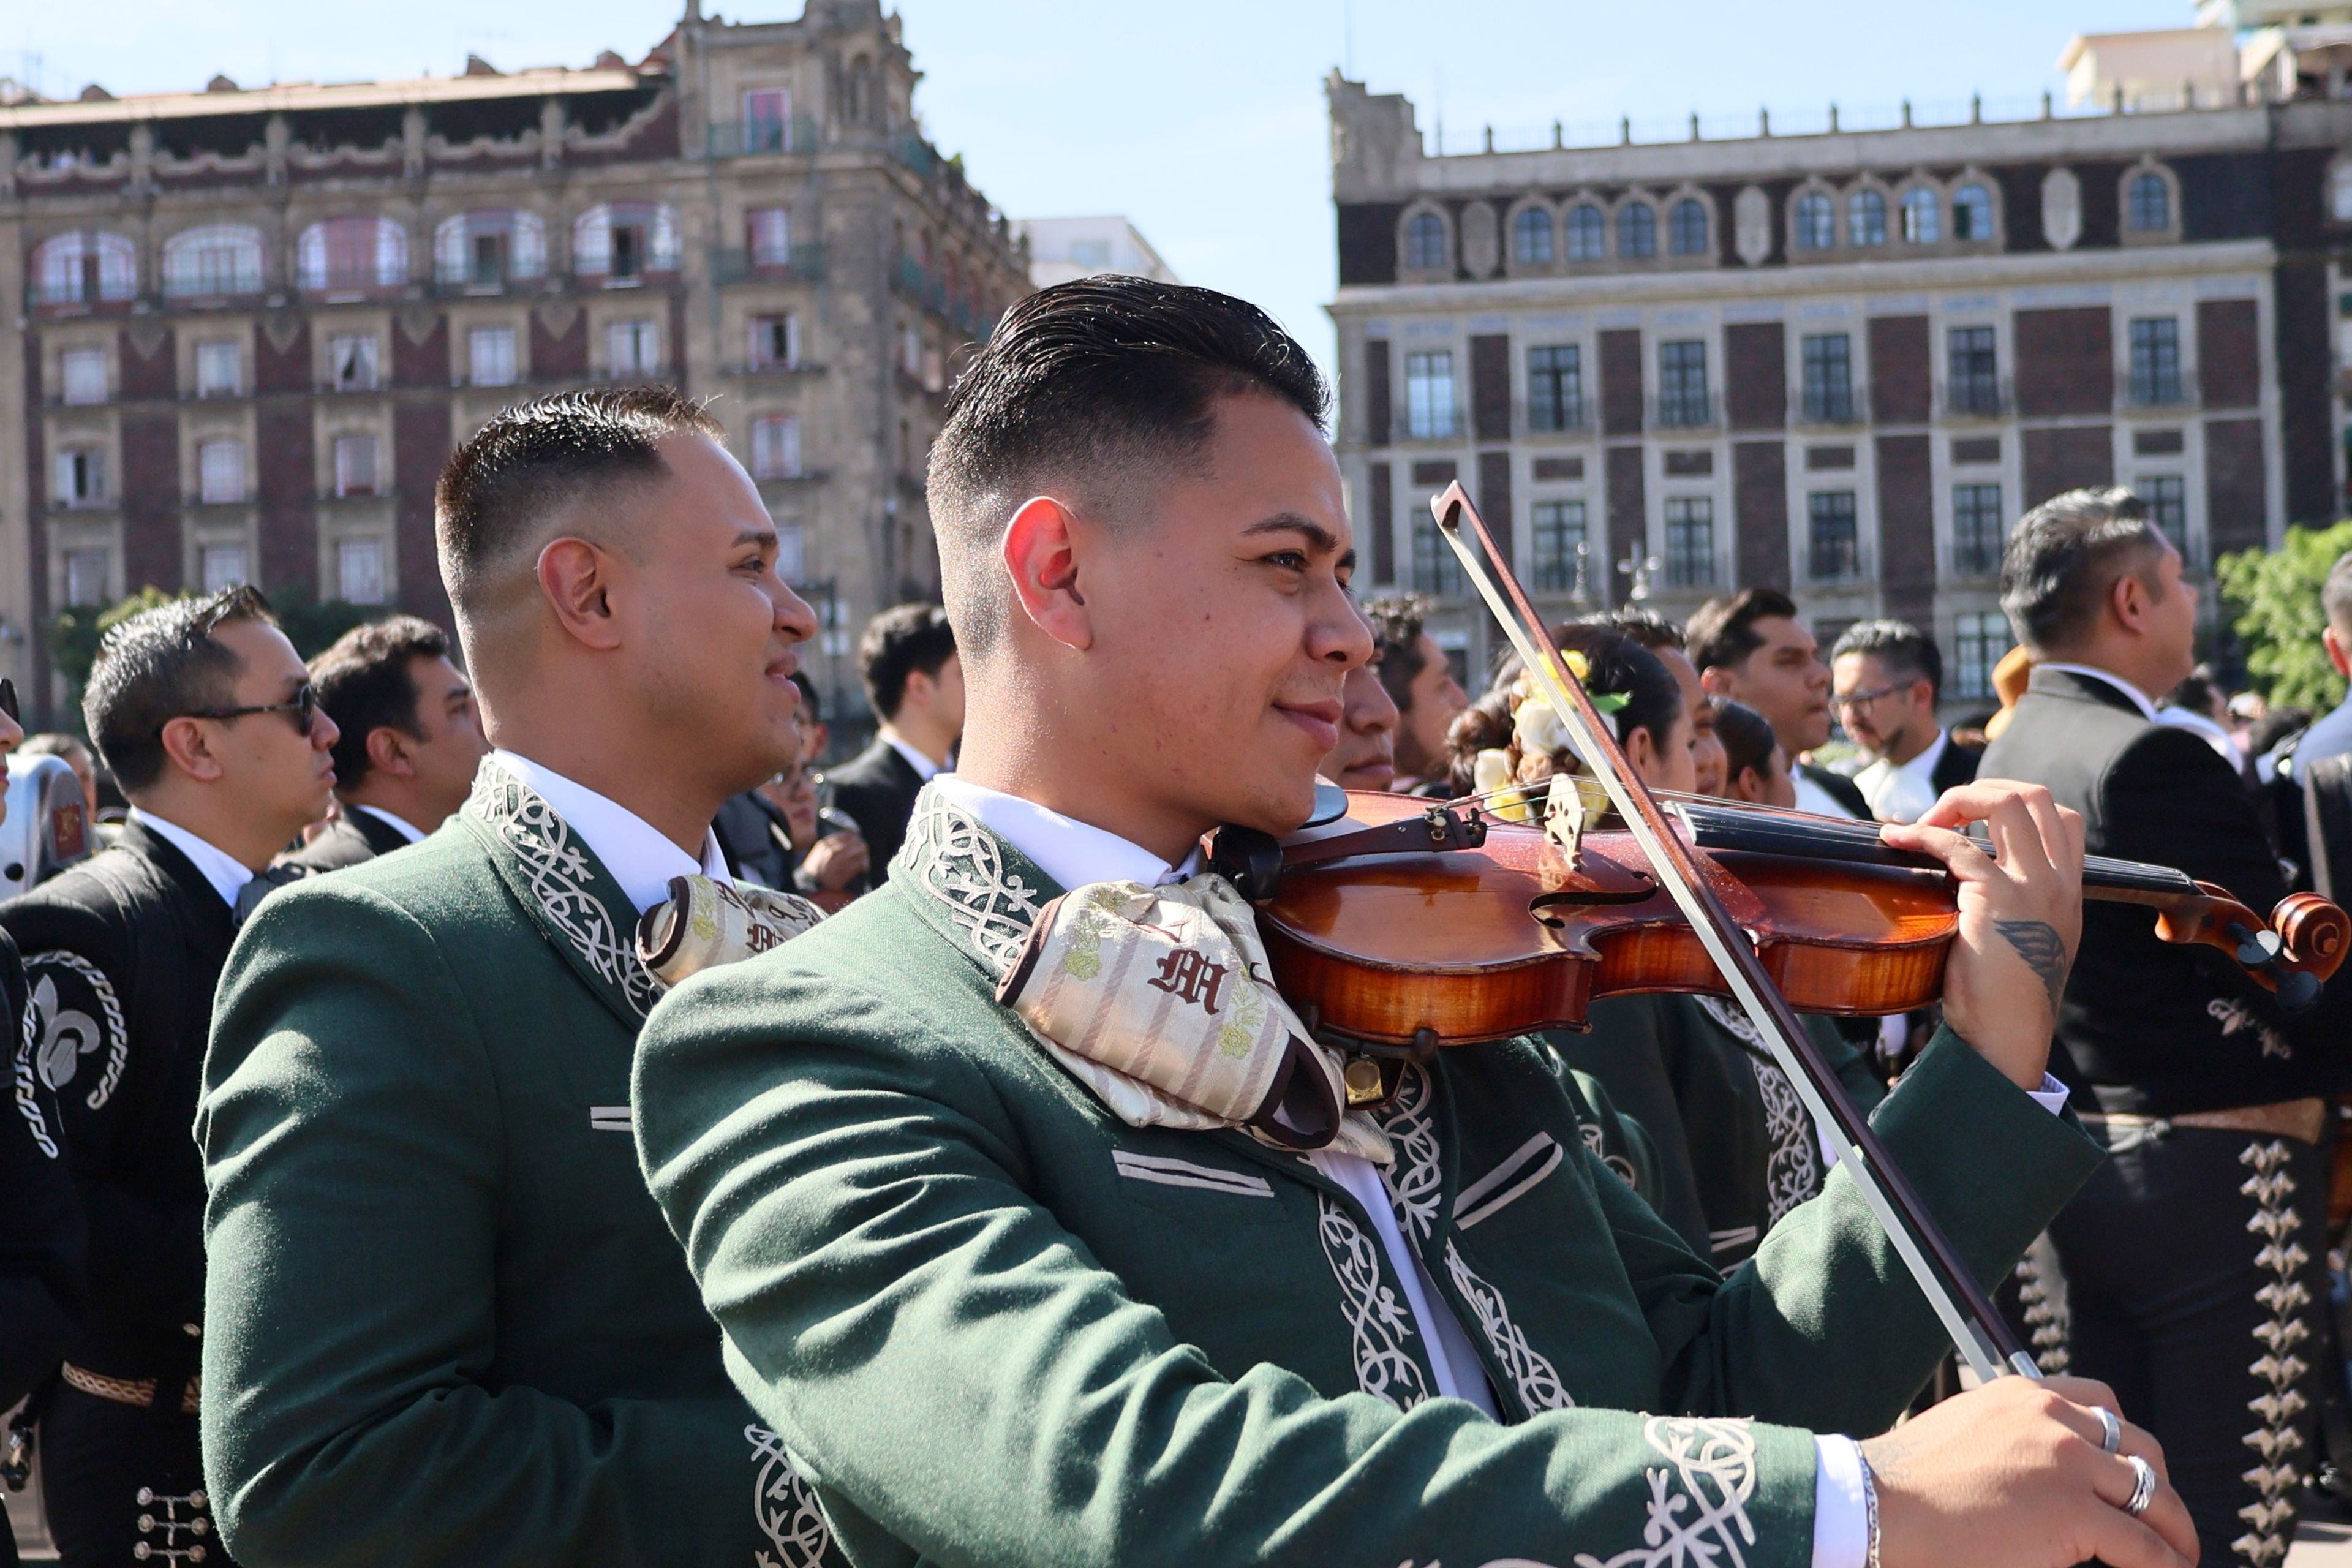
left=608, top=318, right=659, bottom=377
left=2130, top=317, right=2184, bottom=405
left=748, top=208, right=792, bottom=266
left=469, top=326, right=518, bottom=387
left=751, top=414, right=802, bottom=480
left=197, top=341, right=242, bottom=398
left=198, top=439, right=246, bottom=505
left=199, top=544, right=249, bottom=594
left=54, top=448, right=104, bottom=505
left=1526, top=344, right=1583, bottom=432
left=1404, top=350, right=1457, bottom=439
left=1808, top=490, right=1861, bottom=581
left=470, top=232, right=506, bottom=288
left=1953, top=482, right=2005, bottom=576
left=742, top=88, right=791, bottom=152
left=59, top=347, right=107, bottom=405
left=333, top=432, right=379, bottom=497
left=1530, top=499, right=1587, bottom=592
left=1658, top=339, right=1711, bottom=428
left=2142, top=474, right=2188, bottom=552
left=330, top=334, right=379, bottom=391
left=775, top=521, right=805, bottom=584
left=1953, top=609, right=2015, bottom=701
left=748, top=314, right=800, bottom=370
left=1800, top=333, right=1855, bottom=423
left=612, top=224, right=645, bottom=282
left=1947, top=326, right=2000, bottom=413
left=1664, top=496, right=1716, bottom=587
left=1411, top=514, right=1468, bottom=597
left=336, top=538, right=388, bottom=605
left=63, top=548, right=108, bottom=608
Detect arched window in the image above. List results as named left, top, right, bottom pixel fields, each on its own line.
left=1900, top=187, right=1941, bottom=244
left=31, top=231, right=137, bottom=304
left=1792, top=191, right=1835, bottom=250
left=1952, top=184, right=1994, bottom=241
left=161, top=224, right=265, bottom=298
left=1847, top=189, right=1888, bottom=247
left=297, top=217, right=408, bottom=292
left=1618, top=201, right=1657, bottom=259
left=1566, top=203, right=1606, bottom=261
left=433, top=210, right=547, bottom=287
left=1512, top=206, right=1554, bottom=265
left=1668, top=198, right=1709, bottom=256
left=1403, top=211, right=1447, bottom=270
left=574, top=202, right=682, bottom=280
left=2127, top=172, right=2172, bottom=233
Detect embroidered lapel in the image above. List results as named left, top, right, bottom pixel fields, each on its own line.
left=892, top=786, right=1063, bottom=973
left=461, top=757, right=661, bottom=1027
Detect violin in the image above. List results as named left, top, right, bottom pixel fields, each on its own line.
left=1211, top=480, right=2351, bottom=1383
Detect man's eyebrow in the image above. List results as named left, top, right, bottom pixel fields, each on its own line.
left=734, top=524, right=778, bottom=548
left=1241, top=513, right=1343, bottom=554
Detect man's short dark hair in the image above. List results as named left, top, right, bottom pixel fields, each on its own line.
left=309, top=616, right=453, bottom=789
left=2323, top=551, right=2352, bottom=643
left=84, top=585, right=277, bottom=793
left=434, top=384, right=725, bottom=615
left=1686, top=589, right=1800, bottom=674
left=791, top=669, right=822, bottom=723
left=1363, top=594, right=1431, bottom=712
left=859, top=603, right=957, bottom=720
left=1999, top=486, right=2167, bottom=655
left=1577, top=607, right=1685, bottom=654
left=1830, top=619, right=1943, bottom=699
left=927, top=276, right=1329, bottom=653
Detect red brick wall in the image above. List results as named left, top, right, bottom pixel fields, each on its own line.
left=2197, top=298, right=2261, bottom=410
left=255, top=404, right=317, bottom=595
left=393, top=400, right=454, bottom=624
left=1363, top=339, right=1391, bottom=446
left=531, top=306, right=588, bottom=382
left=2021, top=425, right=2114, bottom=509
left=1725, top=322, right=1786, bottom=432
left=1599, top=329, right=1643, bottom=437
left=1867, top=315, right=1929, bottom=424
left=1732, top=440, right=1788, bottom=590
left=1367, top=461, right=1393, bottom=584
left=2014, top=307, right=2112, bottom=418
left=1605, top=444, right=1646, bottom=578
left=116, top=327, right=177, bottom=401
left=2204, top=417, right=2268, bottom=555
left=1874, top=433, right=1936, bottom=623
left=23, top=343, right=51, bottom=712
left=1478, top=449, right=1513, bottom=565
left=119, top=411, right=183, bottom=592
left=1470, top=333, right=1510, bottom=442
left=392, top=312, right=448, bottom=390
left=254, top=318, right=311, bottom=396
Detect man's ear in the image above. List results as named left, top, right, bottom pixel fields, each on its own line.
left=366, top=725, right=416, bottom=780
left=1001, top=495, right=1095, bottom=653
left=2109, top=568, right=2150, bottom=636
left=157, top=717, right=227, bottom=785
left=1698, top=665, right=1733, bottom=698
left=537, top=537, right=625, bottom=651
left=2327, top=625, right=2351, bottom=680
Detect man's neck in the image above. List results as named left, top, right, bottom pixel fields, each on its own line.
left=1880, top=720, right=1940, bottom=769
left=952, top=733, right=1202, bottom=867
left=879, top=718, right=950, bottom=771
left=486, top=722, right=727, bottom=856
left=125, top=787, right=287, bottom=872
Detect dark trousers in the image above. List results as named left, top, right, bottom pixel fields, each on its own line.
left=2036, top=1121, right=2331, bottom=1568
left=40, top=1384, right=225, bottom=1567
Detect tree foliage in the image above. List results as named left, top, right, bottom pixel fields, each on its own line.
left=45, top=586, right=384, bottom=725
left=2217, top=521, right=2352, bottom=714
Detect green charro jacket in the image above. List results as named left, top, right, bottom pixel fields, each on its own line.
left=632, top=786, right=2106, bottom=1568
left=198, top=759, right=840, bottom=1568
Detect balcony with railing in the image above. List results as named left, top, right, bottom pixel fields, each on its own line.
left=1792, top=384, right=1869, bottom=427
left=1937, top=375, right=2013, bottom=419
left=712, top=244, right=828, bottom=286
left=1518, top=396, right=1593, bottom=439
left=1650, top=389, right=1721, bottom=431
left=889, top=254, right=999, bottom=344
left=707, top=116, right=821, bottom=158
left=2120, top=368, right=2199, bottom=410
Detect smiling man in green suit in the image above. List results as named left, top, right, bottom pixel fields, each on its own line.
left=199, top=386, right=843, bottom=1567
left=632, top=279, right=2201, bottom=1568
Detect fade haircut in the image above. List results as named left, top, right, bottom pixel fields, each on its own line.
left=2324, top=550, right=2352, bottom=643
left=1686, top=588, right=1801, bottom=674
left=859, top=602, right=957, bottom=720
left=1363, top=594, right=1432, bottom=712
left=1999, top=486, right=2168, bottom=655
left=85, top=585, right=277, bottom=793
left=1577, top=606, right=1685, bottom=654
left=434, top=385, right=725, bottom=620
left=926, top=276, right=1329, bottom=654
left=309, top=615, right=453, bottom=788
left=1830, top=619, right=1943, bottom=699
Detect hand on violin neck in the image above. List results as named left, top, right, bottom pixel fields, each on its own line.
left=1877, top=781, right=2086, bottom=1093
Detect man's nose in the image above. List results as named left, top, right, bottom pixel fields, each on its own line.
left=774, top=582, right=820, bottom=642
left=312, top=710, right=341, bottom=751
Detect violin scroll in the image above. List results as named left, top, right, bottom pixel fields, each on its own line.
left=2151, top=885, right=2350, bottom=1011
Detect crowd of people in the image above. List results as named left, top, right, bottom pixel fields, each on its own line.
left=4, top=273, right=2350, bottom=1568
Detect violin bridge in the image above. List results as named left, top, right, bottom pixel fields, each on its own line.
left=1542, top=773, right=1602, bottom=865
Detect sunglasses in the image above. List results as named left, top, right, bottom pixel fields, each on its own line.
left=184, top=681, right=319, bottom=737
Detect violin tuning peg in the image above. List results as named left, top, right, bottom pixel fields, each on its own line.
left=2275, top=968, right=2321, bottom=1013
left=2231, top=924, right=2283, bottom=970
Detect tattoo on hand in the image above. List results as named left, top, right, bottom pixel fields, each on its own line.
left=1995, top=919, right=2068, bottom=1012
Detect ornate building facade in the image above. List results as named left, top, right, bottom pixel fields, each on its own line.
left=0, top=0, right=1027, bottom=723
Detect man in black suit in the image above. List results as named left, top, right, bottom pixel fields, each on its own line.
left=1980, top=486, right=2352, bottom=1566
left=820, top=601, right=960, bottom=880
left=1831, top=618, right=1982, bottom=824
left=1688, top=587, right=1868, bottom=818
left=4, top=586, right=340, bottom=1566
left=273, top=615, right=486, bottom=878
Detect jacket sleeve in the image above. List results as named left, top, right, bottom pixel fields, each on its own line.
left=1, top=938, right=82, bottom=1406
left=199, top=882, right=774, bottom=1568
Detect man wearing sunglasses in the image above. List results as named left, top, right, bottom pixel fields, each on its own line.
left=1, top=586, right=337, bottom=1567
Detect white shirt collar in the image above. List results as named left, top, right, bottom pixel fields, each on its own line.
left=1853, top=728, right=1949, bottom=825
left=929, top=775, right=1201, bottom=892
left=489, top=750, right=730, bottom=914
left=884, top=733, right=944, bottom=784
left=129, top=808, right=254, bottom=908
left=352, top=804, right=427, bottom=845
left=2038, top=662, right=2160, bottom=722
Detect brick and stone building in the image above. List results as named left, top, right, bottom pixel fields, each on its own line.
left=1326, top=72, right=2352, bottom=706
left=0, top=0, right=1027, bottom=724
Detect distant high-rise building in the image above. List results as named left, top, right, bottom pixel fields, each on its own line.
left=1013, top=216, right=1177, bottom=289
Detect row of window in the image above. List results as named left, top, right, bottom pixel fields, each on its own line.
left=58, top=537, right=389, bottom=609
left=1387, top=315, right=2193, bottom=441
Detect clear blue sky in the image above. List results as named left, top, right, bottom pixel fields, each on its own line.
left=13, top=0, right=2189, bottom=375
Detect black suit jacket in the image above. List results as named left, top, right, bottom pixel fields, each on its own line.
left=1929, top=731, right=1983, bottom=795
left=278, top=807, right=415, bottom=874
left=1, top=823, right=234, bottom=1387
left=1, top=922, right=80, bottom=1412
left=821, top=739, right=928, bottom=884
left=1978, top=666, right=2350, bottom=1114
left=1795, top=761, right=1869, bottom=819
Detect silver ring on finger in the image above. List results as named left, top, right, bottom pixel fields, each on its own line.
left=2122, top=1454, right=2157, bottom=1518
left=2095, top=1406, right=2122, bottom=1455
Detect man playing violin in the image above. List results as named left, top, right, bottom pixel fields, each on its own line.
left=633, top=277, right=2199, bottom=1568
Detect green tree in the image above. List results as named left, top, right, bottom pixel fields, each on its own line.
left=2217, top=519, right=2352, bottom=714
left=47, top=586, right=183, bottom=706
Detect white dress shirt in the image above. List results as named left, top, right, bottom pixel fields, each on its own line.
left=1791, top=771, right=1861, bottom=822
left=930, top=774, right=1871, bottom=1566
left=884, top=732, right=946, bottom=785
left=1853, top=729, right=1951, bottom=826
left=2036, top=662, right=2159, bottom=722
left=489, top=750, right=729, bottom=916
left=129, top=809, right=254, bottom=908
left=2153, top=704, right=2241, bottom=764
left=352, top=804, right=427, bottom=845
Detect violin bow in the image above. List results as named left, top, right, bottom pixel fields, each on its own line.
left=1429, top=481, right=2038, bottom=1382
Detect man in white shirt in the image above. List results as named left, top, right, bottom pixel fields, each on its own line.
left=1688, top=587, right=1871, bottom=820
left=1830, top=619, right=1983, bottom=826
left=821, top=602, right=962, bottom=880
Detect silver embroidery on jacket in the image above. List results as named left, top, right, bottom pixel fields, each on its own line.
left=2207, top=997, right=2291, bottom=1061
left=2013, top=1235, right=2072, bottom=1374
left=1377, top=1061, right=1443, bottom=1242
left=13, top=994, right=58, bottom=1158
left=26, top=951, right=128, bottom=1109
left=1570, top=1416, right=1760, bottom=1568
left=465, top=760, right=660, bottom=1017
left=2233, top=1139, right=2310, bottom=1567
left=747, top=1425, right=833, bottom=1568
left=1315, top=1191, right=1430, bottom=1409
left=1444, top=1239, right=1572, bottom=1412
left=1694, top=995, right=1818, bottom=1224
left=899, top=790, right=1044, bottom=971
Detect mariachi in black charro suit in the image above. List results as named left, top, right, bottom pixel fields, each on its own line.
left=817, top=737, right=925, bottom=883
left=2, top=820, right=240, bottom=1567
left=3, top=921, right=81, bottom=1568
left=1980, top=664, right=2352, bottom=1567
left=1929, top=731, right=1983, bottom=795
left=270, top=807, right=413, bottom=875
